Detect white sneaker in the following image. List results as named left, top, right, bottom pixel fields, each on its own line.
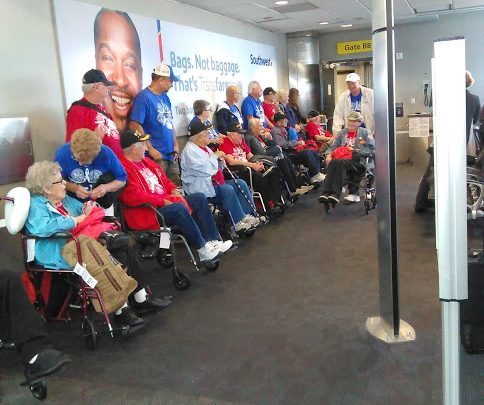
left=299, top=184, right=314, bottom=192
left=310, top=173, right=325, bottom=183
left=242, top=214, right=260, bottom=228
left=344, top=194, right=361, bottom=203
left=234, top=220, right=251, bottom=232
left=198, top=243, right=221, bottom=261
left=207, top=240, right=233, bottom=253
left=295, top=187, right=309, bottom=195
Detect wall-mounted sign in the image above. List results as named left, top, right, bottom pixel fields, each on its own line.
left=53, top=0, right=277, bottom=136
left=337, top=40, right=372, bottom=55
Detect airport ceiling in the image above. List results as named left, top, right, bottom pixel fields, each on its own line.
left=175, top=0, right=484, bottom=34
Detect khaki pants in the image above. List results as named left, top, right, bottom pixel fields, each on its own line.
left=156, top=159, right=181, bottom=186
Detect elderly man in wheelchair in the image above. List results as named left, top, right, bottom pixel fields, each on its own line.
left=118, top=129, right=233, bottom=264
left=318, top=111, right=375, bottom=205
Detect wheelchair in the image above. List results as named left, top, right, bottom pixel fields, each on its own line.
left=117, top=203, right=222, bottom=291
left=320, top=154, right=376, bottom=214
left=1, top=188, right=132, bottom=353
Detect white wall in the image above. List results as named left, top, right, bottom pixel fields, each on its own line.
left=318, top=12, right=484, bottom=130
left=0, top=0, right=288, bottom=189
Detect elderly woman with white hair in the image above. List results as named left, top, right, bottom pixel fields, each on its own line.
left=23, top=161, right=160, bottom=328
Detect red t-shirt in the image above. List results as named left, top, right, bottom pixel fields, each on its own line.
left=66, top=98, right=123, bottom=156
left=262, top=101, right=276, bottom=125
left=219, top=137, right=251, bottom=162
left=345, top=131, right=357, bottom=147
left=199, top=146, right=225, bottom=185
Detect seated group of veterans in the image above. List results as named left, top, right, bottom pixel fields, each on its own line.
left=8, top=68, right=373, bottom=363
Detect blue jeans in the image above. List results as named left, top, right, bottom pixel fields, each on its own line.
left=212, top=179, right=253, bottom=223
left=185, top=193, right=221, bottom=242
left=157, top=202, right=205, bottom=249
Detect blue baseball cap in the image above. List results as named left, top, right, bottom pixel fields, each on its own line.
left=153, top=63, right=180, bottom=82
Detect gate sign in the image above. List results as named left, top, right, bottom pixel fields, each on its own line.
left=337, top=40, right=372, bottom=55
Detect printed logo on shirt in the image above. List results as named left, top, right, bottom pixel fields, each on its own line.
left=140, top=167, right=165, bottom=195
left=232, top=146, right=248, bottom=162
left=94, top=112, right=119, bottom=139
left=256, top=104, right=266, bottom=121
left=70, top=168, right=102, bottom=188
left=156, top=101, right=174, bottom=130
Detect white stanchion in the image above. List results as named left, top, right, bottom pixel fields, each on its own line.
left=432, top=38, right=467, bottom=405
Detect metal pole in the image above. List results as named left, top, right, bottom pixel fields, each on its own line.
left=366, top=0, right=415, bottom=343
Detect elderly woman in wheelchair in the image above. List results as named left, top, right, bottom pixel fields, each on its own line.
left=318, top=111, right=375, bottom=205
left=23, top=161, right=146, bottom=329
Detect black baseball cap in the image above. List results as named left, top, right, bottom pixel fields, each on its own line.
left=308, top=110, right=320, bottom=118
left=263, top=87, right=276, bottom=96
left=120, top=129, right=150, bottom=149
left=273, top=112, right=287, bottom=122
left=188, top=120, right=208, bottom=137
left=227, top=122, right=247, bottom=134
left=82, top=69, right=114, bottom=86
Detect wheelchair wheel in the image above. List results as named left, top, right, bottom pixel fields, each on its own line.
left=30, top=380, right=47, bottom=400
left=271, top=202, right=285, bottom=217
left=81, top=318, right=97, bottom=350
left=243, top=229, right=256, bottom=238
left=173, top=272, right=191, bottom=290
left=205, top=260, right=219, bottom=272
left=156, top=249, right=174, bottom=268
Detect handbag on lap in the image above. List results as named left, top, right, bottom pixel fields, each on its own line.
left=62, top=235, right=137, bottom=314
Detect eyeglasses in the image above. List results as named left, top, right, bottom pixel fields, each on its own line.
left=204, top=107, right=213, bottom=112
left=52, top=179, right=65, bottom=185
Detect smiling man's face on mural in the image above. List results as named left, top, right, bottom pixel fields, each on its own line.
left=94, top=9, right=142, bottom=131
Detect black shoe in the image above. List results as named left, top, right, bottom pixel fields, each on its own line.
left=114, top=307, right=144, bottom=328
left=318, top=194, right=329, bottom=203
left=24, top=349, right=71, bottom=381
left=133, top=295, right=172, bottom=312
left=328, top=194, right=340, bottom=203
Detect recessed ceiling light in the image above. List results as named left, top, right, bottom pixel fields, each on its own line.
left=318, top=21, right=329, bottom=25
left=275, top=1, right=288, bottom=5
left=341, top=24, right=353, bottom=27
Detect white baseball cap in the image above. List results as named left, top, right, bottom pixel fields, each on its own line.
left=345, top=73, right=360, bottom=83
left=153, top=63, right=180, bottom=82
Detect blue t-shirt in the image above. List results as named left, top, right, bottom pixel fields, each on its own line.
left=55, top=143, right=127, bottom=201
left=241, top=95, right=266, bottom=130
left=229, top=104, right=243, bottom=124
left=349, top=92, right=366, bottom=128
left=130, top=87, right=175, bottom=161
left=350, top=92, right=362, bottom=112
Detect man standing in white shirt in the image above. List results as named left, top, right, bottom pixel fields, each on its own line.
left=332, top=73, right=375, bottom=136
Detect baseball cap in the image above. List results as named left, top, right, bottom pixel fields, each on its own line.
left=345, top=73, right=360, bottom=83
left=307, top=110, right=320, bottom=118
left=273, top=112, right=287, bottom=122
left=188, top=120, right=208, bottom=137
left=153, top=63, right=180, bottom=82
left=227, top=123, right=247, bottom=134
left=347, top=111, right=362, bottom=121
left=82, top=69, right=113, bottom=86
left=263, top=87, right=276, bottom=96
left=120, top=129, right=150, bottom=149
